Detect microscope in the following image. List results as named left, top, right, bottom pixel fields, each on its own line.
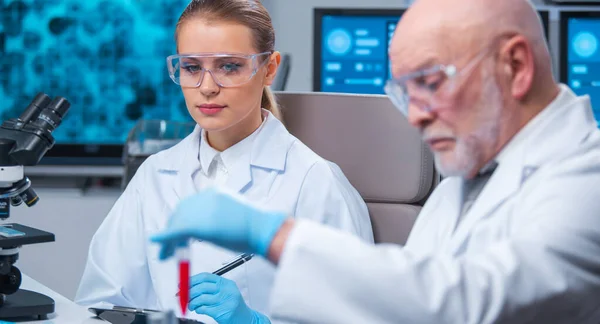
left=0, top=92, right=70, bottom=319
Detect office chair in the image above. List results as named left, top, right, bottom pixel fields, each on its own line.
left=276, top=91, right=438, bottom=244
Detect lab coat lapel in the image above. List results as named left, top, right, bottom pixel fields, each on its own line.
left=225, top=163, right=253, bottom=194
left=448, top=160, right=522, bottom=254
left=172, top=126, right=201, bottom=201
left=224, top=111, right=291, bottom=194
left=173, top=171, right=197, bottom=201
left=447, top=85, right=595, bottom=254
left=432, top=178, right=463, bottom=248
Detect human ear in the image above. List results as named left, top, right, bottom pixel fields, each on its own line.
left=498, top=36, right=534, bottom=101
left=263, top=51, right=281, bottom=86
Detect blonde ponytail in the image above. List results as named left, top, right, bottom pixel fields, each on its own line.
left=261, top=87, right=283, bottom=121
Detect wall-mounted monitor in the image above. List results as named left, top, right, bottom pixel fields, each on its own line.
left=560, top=10, right=600, bottom=127
left=0, top=0, right=193, bottom=165
left=538, top=9, right=550, bottom=42
left=313, top=8, right=406, bottom=95
left=313, top=8, right=551, bottom=95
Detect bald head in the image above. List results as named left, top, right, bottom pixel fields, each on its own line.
left=390, top=0, right=553, bottom=84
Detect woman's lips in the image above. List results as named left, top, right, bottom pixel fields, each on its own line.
left=197, top=104, right=226, bottom=115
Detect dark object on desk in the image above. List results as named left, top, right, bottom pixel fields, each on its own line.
left=0, top=224, right=56, bottom=319
left=0, top=92, right=71, bottom=319
left=89, top=306, right=205, bottom=324
left=0, top=289, right=54, bottom=319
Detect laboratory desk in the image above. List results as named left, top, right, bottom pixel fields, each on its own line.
left=10, top=274, right=102, bottom=324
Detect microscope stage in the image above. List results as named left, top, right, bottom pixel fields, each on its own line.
left=0, top=224, right=54, bottom=248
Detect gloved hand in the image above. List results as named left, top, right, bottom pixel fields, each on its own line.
left=187, top=273, right=270, bottom=324
left=150, top=188, right=288, bottom=260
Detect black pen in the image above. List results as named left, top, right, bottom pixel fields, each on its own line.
left=176, top=253, right=254, bottom=296
left=213, top=253, right=254, bottom=276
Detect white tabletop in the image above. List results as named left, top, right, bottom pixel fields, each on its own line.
left=14, top=274, right=103, bottom=324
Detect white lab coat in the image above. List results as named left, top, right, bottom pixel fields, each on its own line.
left=269, top=85, right=600, bottom=324
left=75, top=111, right=374, bottom=323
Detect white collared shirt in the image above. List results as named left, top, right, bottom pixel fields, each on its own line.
left=193, top=115, right=267, bottom=190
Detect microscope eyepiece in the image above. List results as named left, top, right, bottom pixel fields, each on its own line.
left=48, top=97, right=70, bottom=118
left=32, top=96, right=71, bottom=133
left=18, top=93, right=51, bottom=125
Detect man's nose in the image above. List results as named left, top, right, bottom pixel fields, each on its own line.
left=407, top=103, right=435, bottom=128
left=199, top=71, right=220, bottom=96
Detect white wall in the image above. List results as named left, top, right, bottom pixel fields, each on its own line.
left=8, top=188, right=120, bottom=300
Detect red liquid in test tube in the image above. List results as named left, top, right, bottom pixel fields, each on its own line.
left=178, top=248, right=190, bottom=316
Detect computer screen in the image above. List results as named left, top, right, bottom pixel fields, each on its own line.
left=560, top=11, right=600, bottom=127
left=0, top=0, right=193, bottom=164
left=538, top=9, right=550, bottom=42
left=313, top=9, right=405, bottom=95
left=313, top=8, right=551, bottom=95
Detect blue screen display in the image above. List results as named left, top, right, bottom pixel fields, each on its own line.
left=319, top=14, right=401, bottom=94
left=567, top=17, right=600, bottom=127
left=317, top=10, right=548, bottom=96
left=0, top=0, right=193, bottom=145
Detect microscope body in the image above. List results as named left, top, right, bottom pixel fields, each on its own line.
left=0, top=92, right=70, bottom=319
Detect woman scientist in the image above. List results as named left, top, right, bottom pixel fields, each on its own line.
left=74, top=0, right=373, bottom=323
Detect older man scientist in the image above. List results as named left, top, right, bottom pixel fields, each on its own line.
left=151, top=0, right=600, bottom=322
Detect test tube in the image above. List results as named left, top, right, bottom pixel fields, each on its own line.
left=177, top=246, right=190, bottom=316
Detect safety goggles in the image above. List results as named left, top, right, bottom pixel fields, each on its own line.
left=384, top=49, right=490, bottom=117
left=166, top=52, right=271, bottom=88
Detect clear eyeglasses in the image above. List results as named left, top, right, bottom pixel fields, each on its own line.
left=384, top=49, right=490, bottom=117
left=166, top=52, right=271, bottom=88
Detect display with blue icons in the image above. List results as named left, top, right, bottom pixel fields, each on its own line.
left=0, top=0, right=194, bottom=163
left=314, top=9, right=405, bottom=95
left=560, top=11, right=600, bottom=127
left=314, top=8, right=549, bottom=96
left=538, top=10, right=550, bottom=42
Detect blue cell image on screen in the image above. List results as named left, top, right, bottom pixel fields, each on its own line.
left=0, top=0, right=194, bottom=145
left=320, top=14, right=401, bottom=94
left=567, top=17, right=600, bottom=127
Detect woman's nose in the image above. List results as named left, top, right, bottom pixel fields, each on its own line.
left=199, top=71, right=220, bottom=96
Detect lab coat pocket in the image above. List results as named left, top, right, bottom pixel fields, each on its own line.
left=144, top=201, right=173, bottom=267
left=144, top=226, right=179, bottom=310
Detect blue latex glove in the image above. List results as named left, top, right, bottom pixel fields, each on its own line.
left=150, top=188, right=287, bottom=260
left=188, top=273, right=270, bottom=324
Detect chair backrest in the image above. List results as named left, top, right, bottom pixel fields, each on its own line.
left=276, top=91, right=437, bottom=244
left=271, top=53, right=291, bottom=91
